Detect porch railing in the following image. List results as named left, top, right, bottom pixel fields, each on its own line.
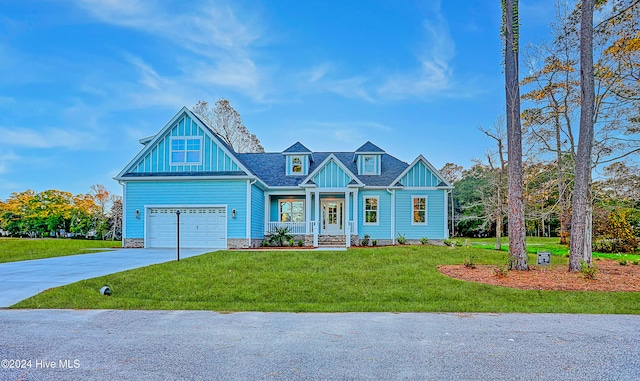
left=265, top=221, right=355, bottom=236
left=265, top=222, right=307, bottom=235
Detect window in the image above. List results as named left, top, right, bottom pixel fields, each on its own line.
left=364, top=196, right=378, bottom=224
left=412, top=196, right=427, bottom=224
left=171, top=138, right=202, bottom=164
left=280, top=200, right=305, bottom=222
left=363, top=155, right=376, bottom=175
left=291, top=156, right=303, bottom=174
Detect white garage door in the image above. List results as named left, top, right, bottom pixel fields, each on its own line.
left=147, top=207, right=227, bottom=249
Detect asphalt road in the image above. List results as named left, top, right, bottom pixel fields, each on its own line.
left=1, top=310, right=639, bottom=380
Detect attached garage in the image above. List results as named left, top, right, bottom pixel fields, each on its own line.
left=146, top=207, right=227, bottom=249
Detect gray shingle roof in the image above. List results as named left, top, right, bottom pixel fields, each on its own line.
left=237, top=151, right=408, bottom=187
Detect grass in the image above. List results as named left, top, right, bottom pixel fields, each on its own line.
left=468, top=236, right=640, bottom=261
left=13, top=245, right=640, bottom=314
left=0, top=238, right=121, bottom=263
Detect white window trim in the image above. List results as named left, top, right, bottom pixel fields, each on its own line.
left=363, top=195, right=379, bottom=225
left=289, top=155, right=306, bottom=175
left=411, top=195, right=428, bottom=225
left=170, top=136, right=203, bottom=166
left=279, top=199, right=305, bottom=222
left=361, top=155, right=377, bottom=175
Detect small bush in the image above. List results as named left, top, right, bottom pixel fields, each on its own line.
left=265, top=227, right=293, bottom=247
left=463, top=253, right=476, bottom=269
left=372, top=239, right=377, bottom=246
left=297, top=239, right=304, bottom=247
left=397, top=233, right=407, bottom=245
left=288, top=238, right=295, bottom=247
left=618, top=259, right=628, bottom=266
left=580, top=260, right=598, bottom=280
left=361, top=234, right=370, bottom=246
left=420, top=237, right=429, bottom=245
left=494, top=265, right=509, bottom=277
left=632, top=259, right=639, bottom=266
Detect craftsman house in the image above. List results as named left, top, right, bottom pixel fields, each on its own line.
left=115, top=107, right=453, bottom=249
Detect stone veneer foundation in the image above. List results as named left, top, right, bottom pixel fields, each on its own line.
left=124, top=238, right=144, bottom=248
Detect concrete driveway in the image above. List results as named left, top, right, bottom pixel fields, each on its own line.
left=0, top=248, right=215, bottom=307
left=1, top=311, right=639, bottom=380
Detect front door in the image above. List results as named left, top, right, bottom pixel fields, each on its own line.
left=322, top=200, right=344, bottom=234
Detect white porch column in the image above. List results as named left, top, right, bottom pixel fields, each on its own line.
left=353, top=189, right=359, bottom=235
left=390, top=189, right=396, bottom=244
left=264, top=193, right=270, bottom=234
left=345, top=190, right=351, bottom=247
left=305, top=189, right=311, bottom=234
left=314, top=190, right=320, bottom=246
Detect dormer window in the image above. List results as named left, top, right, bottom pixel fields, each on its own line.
left=363, top=155, right=376, bottom=175
left=291, top=156, right=303, bottom=174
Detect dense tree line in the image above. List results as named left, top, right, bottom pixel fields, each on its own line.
left=0, top=184, right=122, bottom=240
left=447, top=0, right=640, bottom=255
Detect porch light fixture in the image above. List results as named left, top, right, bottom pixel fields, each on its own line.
left=232, top=209, right=236, bottom=219
left=135, top=209, right=140, bottom=219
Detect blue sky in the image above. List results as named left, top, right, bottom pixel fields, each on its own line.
left=0, top=0, right=560, bottom=200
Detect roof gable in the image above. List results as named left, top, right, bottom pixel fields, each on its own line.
left=282, top=142, right=312, bottom=154
left=302, top=154, right=363, bottom=188
left=355, top=141, right=385, bottom=154
left=392, top=155, right=453, bottom=188
left=115, top=107, right=252, bottom=180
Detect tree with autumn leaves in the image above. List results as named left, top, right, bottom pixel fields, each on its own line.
left=0, top=185, right=121, bottom=240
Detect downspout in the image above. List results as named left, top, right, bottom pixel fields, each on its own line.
left=387, top=188, right=395, bottom=244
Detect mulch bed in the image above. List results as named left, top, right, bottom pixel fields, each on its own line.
left=438, top=259, right=640, bottom=292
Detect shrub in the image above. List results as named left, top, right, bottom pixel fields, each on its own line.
left=463, top=253, right=476, bottom=269
left=372, top=239, right=377, bottom=246
left=632, top=259, right=639, bottom=266
left=420, top=237, right=429, bottom=245
left=288, top=238, right=295, bottom=247
left=297, top=239, right=304, bottom=247
left=397, top=233, right=407, bottom=245
left=494, top=265, right=509, bottom=277
left=361, top=234, right=370, bottom=246
left=618, top=259, right=628, bottom=266
left=580, top=260, right=598, bottom=280
left=265, top=227, right=293, bottom=247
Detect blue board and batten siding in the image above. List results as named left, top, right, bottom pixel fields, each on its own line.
left=131, top=115, right=239, bottom=173
left=312, top=160, right=352, bottom=187
left=125, top=181, right=247, bottom=239
left=399, top=161, right=440, bottom=187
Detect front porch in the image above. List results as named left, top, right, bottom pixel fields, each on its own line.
left=264, top=189, right=359, bottom=247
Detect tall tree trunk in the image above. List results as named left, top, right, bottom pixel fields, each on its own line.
left=503, top=0, right=528, bottom=270
left=569, top=0, right=595, bottom=272
left=495, top=185, right=502, bottom=250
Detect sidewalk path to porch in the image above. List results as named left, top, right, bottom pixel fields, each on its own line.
left=0, top=248, right=215, bottom=308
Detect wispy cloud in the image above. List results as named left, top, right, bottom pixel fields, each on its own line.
left=0, top=126, right=99, bottom=150
left=72, top=0, right=267, bottom=101
left=377, top=4, right=455, bottom=99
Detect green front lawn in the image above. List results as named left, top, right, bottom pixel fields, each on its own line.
left=468, top=236, right=640, bottom=261
left=13, top=245, right=640, bottom=313
left=0, top=238, right=121, bottom=263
